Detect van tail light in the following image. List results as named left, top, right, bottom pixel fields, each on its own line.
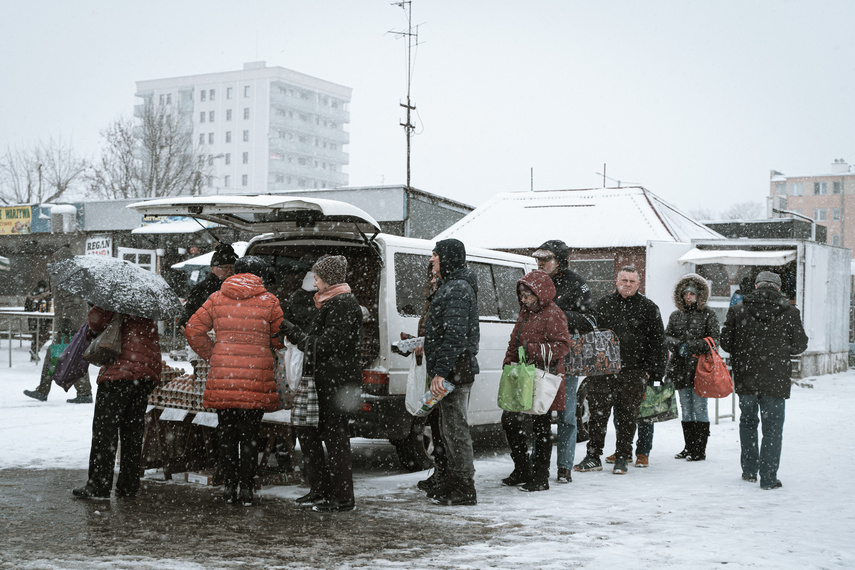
left=362, top=370, right=389, bottom=396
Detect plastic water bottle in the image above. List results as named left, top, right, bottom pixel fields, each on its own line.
left=414, top=380, right=455, bottom=417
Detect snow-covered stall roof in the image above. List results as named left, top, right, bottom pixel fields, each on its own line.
left=171, top=242, right=249, bottom=270
left=435, top=187, right=723, bottom=249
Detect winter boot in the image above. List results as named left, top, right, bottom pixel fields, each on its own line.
left=520, top=467, right=549, bottom=492
left=23, top=390, right=47, bottom=402
left=574, top=454, right=603, bottom=472
left=501, top=462, right=531, bottom=486
left=674, top=422, right=691, bottom=459
left=417, top=467, right=445, bottom=493
left=687, top=422, right=709, bottom=462
left=431, top=477, right=477, bottom=506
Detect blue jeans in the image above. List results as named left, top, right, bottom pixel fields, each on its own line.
left=636, top=422, right=654, bottom=456
left=556, top=375, right=579, bottom=470
left=738, top=395, right=786, bottom=487
left=678, top=388, right=709, bottom=422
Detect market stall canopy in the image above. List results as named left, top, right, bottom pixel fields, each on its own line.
left=435, top=187, right=722, bottom=249
left=677, top=248, right=797, bottom=266
left=128, top=195, right=381, bottom=237
left=172, top=242, right=249, bottom=271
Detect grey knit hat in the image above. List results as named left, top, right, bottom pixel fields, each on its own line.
left=312, top=255, right=347, bottom=286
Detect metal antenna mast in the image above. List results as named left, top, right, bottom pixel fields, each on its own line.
left=391, top=1, right=418, bottom=189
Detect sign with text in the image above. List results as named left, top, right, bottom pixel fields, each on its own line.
left=85, top=236, right=113, bottom=256
left=0, top=206, right=32, bottom=234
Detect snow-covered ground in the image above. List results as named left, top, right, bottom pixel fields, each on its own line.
left=2, top=340, right=854, bottom=568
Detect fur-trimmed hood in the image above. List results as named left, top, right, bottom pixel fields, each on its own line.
left=672, top=273, right=710, bottom=311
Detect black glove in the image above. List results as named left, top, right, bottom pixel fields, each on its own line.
left=279, top=319, right=306, bottom=346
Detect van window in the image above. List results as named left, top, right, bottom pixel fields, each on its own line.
left=395, top=253, right=430, bottom=316
left=492, top=264, right=525, bottom=320
left=471, top=262, right=499, bottom=317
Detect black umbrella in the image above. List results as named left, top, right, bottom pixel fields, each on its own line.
left=48, top=255, right=184, bottom=321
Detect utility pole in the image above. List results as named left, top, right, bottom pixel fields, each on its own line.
left=391, top=1, right=418, bottom=189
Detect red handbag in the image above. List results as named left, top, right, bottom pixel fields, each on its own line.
left=694, top=337, right=733, bottom=398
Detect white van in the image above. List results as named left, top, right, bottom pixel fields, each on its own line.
left=130, top=196, right=535, bottom=470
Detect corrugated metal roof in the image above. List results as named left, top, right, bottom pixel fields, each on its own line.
left=435, top=187, right=723, bottom=249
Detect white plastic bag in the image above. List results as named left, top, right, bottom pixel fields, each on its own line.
left=275, top=340, right=305, bottom=390
left=405, top=353, right=428, bottom=416
left=521, top=345, right=564, bottom=415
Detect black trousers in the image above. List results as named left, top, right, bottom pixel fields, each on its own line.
left=502, top=411, right=552, bottom=480
left=585, top=370, right=647, bottom=459
left=86, top=379, right=154, bottom=495
left=297, top=409, right=353, bottom=503
left=216, top=409, right=264, bottom=491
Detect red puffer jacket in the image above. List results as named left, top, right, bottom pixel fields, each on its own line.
left=88, top=306, right=162, bottom=384
left=186, top=273, right=285, bottom=411
left=503, top=270, right=571, bottom=411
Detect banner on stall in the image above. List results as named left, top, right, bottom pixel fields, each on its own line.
left=0, top=206, right=32, bottom=235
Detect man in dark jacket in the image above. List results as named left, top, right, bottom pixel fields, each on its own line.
left=720, top=271, right=808, bottom=490
left=179, top=243, right=237, bottom=331
left=531, top=240, right=594, bottom=483
left=575, top=266, right=667, bottom=475
left=423, top=238, right=480, bottom=506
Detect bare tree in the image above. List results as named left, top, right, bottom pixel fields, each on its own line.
left=688, top=206, right=716, bottom=221
left=87, top=104, right=206, bottom=199
left=86, top=117, right=140, bottom=199
left=720, top=201, right=764, bottom=221
left=0, top=140, right=84, bottom=205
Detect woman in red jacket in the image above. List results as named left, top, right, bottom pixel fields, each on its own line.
left=73, top=307, right=161, bottom=500
left=186, top=256, right=284, bottom=506
left=501, top=270, right=570, bottom=492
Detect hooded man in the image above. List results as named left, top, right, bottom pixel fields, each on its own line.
left=530, top=240, right=594, bottom=483
left=422, top=238, right=480, bottom=506
left=720, top=271, right=808, bottom=490
left=180, top=243, right=237, bottom=331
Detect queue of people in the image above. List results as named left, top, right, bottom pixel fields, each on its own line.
left=36, top=235, right=805, bottom=507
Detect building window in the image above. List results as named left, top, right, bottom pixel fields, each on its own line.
left=833, top=234, right=840, bottom=246
left=814, top=181, right=827, bottom=195
left=199, top=133, right=205, bottom=145
left=241, top=174, right=248, bottom=186
left=242, top=152, right=249, bottom=164
left=224, top=175, right=230, bottom=187
left=209, top=89, right=215, bottom=101
left=244, top=86, right=250, bottom=98
left=209, top=110, right=215, bottom=122
left=834, top=181, right=842, bottom=194
left=201, top=90, right=207, bottom=102
left=159, top=94, right=165, bottom=105
left=833, top=208, right=841, bottom=221
left=243, top=130, right=249, bottom=142
left=225, top=131, right=232, bottom=143
left=227, top=87, right=233, bottom=99
left=244, top=108, right=250, bottom=120
left=200, top=112, right=206, bottom=123
left=225, top=153, right=231, bottom=165
left=166, top=93, right=172, bottom=105
left=774, top=182, right=786, bottom=195
left=208, top=133, right=214, bottom=144
left=815, top=208, right=827, bottom=222
left=790, top=182, right=803, bottom=196
left=226, top=109, right=232, bottom=121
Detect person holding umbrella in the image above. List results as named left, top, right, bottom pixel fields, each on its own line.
left=47, top=255, right=185, bottom=499
left=185, top=256, right=285, bottom=507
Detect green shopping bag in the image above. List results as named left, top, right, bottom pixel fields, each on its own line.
left=47, top=336, right=70, bottom=379
left=638, top=382, right=678, bottom=423
left=497, top=346, right=535, bottom=412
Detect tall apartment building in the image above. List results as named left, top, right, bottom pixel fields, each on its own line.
left=768, top=159, right=855, bottom=252
left=135, top=61, right=351, bottom=194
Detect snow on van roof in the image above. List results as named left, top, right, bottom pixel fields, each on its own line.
left=436, top=187, right=723, bottom=249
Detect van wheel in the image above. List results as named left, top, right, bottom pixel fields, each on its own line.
left=390, top=418, right=434, bottom=472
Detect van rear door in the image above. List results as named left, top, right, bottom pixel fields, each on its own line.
left=128, top=195, right=381, bottom=238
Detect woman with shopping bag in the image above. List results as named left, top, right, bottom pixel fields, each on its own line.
left=664, top=273, right=721, bottom=462
left=500, top=270, right=570, bottom=492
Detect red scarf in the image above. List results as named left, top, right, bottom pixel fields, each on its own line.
left=314, top=283, right=351, bottom=309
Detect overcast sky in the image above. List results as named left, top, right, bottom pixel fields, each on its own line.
left=2, top=0, right=853, bottom=213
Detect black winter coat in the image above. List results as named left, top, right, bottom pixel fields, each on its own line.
left=552, top=268, right=595, bottom=334
left=299, top=291, right=363, bottom=414
left=720, top=287, right=808, bottom=399
left=424, top=267, right=480, bottom=385
left=595, top=291, right=667, bottom=382
left=665, top=308, right=720, bottom=390
left=181, top=272, right=223, bottom=327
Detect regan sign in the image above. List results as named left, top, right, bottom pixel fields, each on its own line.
left=85, top=236, right=113, bottom=256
